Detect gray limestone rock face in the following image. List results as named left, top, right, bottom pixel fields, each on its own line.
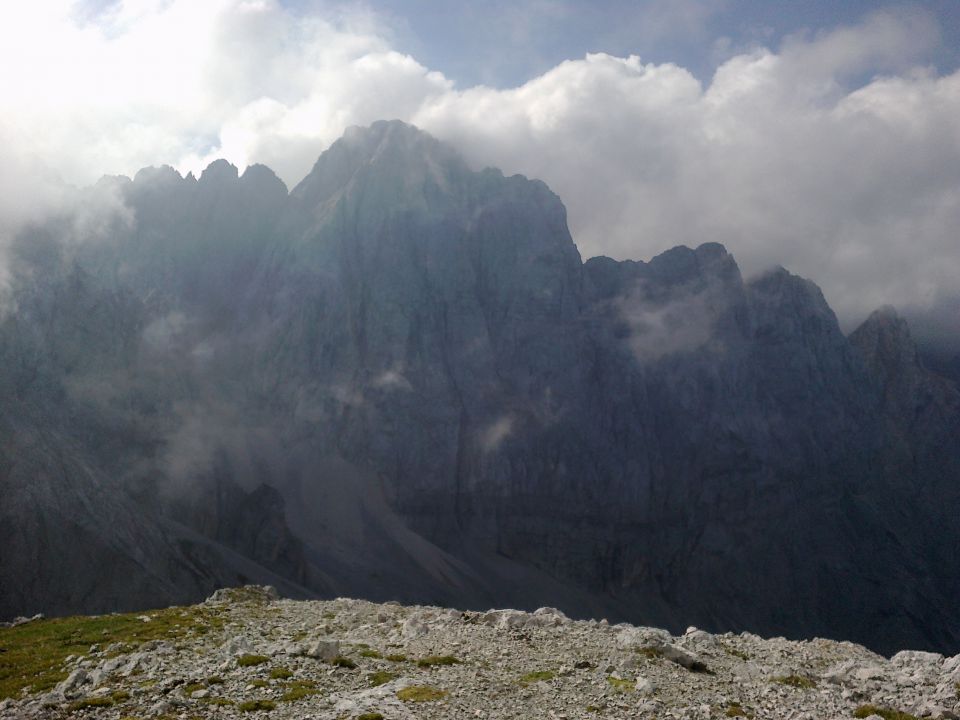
left=1, top=120, right=958, bottom=657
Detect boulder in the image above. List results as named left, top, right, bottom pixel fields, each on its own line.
left=305, top=639, right=341, bottom=661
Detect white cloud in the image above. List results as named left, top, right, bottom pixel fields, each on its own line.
left=618, top=275, right=732, bottom=363
left=415, top=11, right=960, bottom=325
left=0, top=0, right=449, bottom=184
left=1, top=2, right=958, bottom=326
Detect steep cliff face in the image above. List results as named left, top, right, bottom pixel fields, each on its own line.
left=1, top=121, right=958, bottom=655
left=0, top=219, right=311, bottom=617
left=849, top=307, right=960, bottom=586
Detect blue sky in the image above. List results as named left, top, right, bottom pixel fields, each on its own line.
left=284, top=0, right=960, bottom=88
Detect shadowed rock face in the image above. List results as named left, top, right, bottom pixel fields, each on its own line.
left=1, top=120, right=958, bottom=655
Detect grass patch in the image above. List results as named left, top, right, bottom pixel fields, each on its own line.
left=519, top=670, right=556, bottom=685
left=67, top=696, right=114, bottom=711
left=357, top=714, right=384, bottom=720
left=280, top=687, right=314, bottom=702
left=183, top=682, right=206, bottom=694
left=250, top=679, right=269, bottom=688
left=636, top=646, right=663, bottom=659
left=386, top=653, right=408, bottom=662
left=397, top=685, right=447, bottom=702
left=416, top=655, right=461, bottom=668
left=203, top=697, right=236, bottom=706
left=720, top=644, right=751, bottom=661
left=279, top=680, right=319, bottom=702
left=237, top=654, right=270, bottom=667
left=359, top=649, right=382, bottom=658
left=774, top=675, right=817, bottom=689
left=726, top=702, right=753, bottom=718
left=238, top=699, right=277, bottom=712
left=269, top=667, right=293, bottom=680
left=852, top=706, right=919, bottom=720
left=0, top=604, right=224, bottom=700
left=606, top=675, right=633, bottom=692
left=207, top=676, right=225, bottom=685
left=368, top=671, right=397, bottom=687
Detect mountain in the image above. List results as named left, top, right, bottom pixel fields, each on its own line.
left=0, top=120, right=958, bottom=655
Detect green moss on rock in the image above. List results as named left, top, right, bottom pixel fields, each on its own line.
left=237, top=654, right=270, bottom=667
left=238, top=698, right=277, bottom=712
left=416, top=655, right=461, bottom=668
left=852, top=705, right=919, bottom=720
left=397, top=685, right=447, bottom=702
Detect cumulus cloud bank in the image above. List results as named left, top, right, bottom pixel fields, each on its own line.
left=2, top=1, right=959, bottom=327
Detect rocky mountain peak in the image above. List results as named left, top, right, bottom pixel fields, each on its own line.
left=291, top=120, right=469, bottom=210
left=240, top=163, right=288, bottom=196
left=131, top=164, right=189, bottom=188
left=849, top=306, right=927, bottom=414
left=746, top=265, right=843, bottom=344
left=584, top=243, right=741, bottom=303
left=198, top=158, right=239, bottom=186
left=646, top=242, right=740, bottom=286
left=850, top=306, right=920, bottom=380
left=341, top=119, right=452, bottom=163
left=849, top=305, right=960, bottom=443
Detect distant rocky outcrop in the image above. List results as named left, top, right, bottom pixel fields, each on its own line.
left=0, top=121, right=958, bottom=656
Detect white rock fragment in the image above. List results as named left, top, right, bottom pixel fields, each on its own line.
left=615, top=626, right=672, bottom=649
left=824, top=660, right=857, bottom=685
left=659, top=643, right=709, bottom=672
left=305, top=639, right=341, bottom=661
left=402, top=616, right=429, bottom=639
left=480, top=609, right=529, bottom=630
left=221, top=635, right=254, bottom=657
left=54, top=668, right=90, bottom=698
left=635, top=676, right=656, bottom=694
left=532, top=607, right=570, bottom=627
left=853, top=665, right=886, bottom=682
left=891, top=650, right=944, bottom=667
left=330, top=683, right=415, bottom=719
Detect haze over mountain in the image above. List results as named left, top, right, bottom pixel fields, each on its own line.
left=1, top=121, right=958, bottom=657
left=4, top=3, right=960, bottom=331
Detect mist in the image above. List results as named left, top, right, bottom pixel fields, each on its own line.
left=1, top=2, right=959, bottom=329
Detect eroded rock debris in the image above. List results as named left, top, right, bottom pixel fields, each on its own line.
left=2, top=586, right=958, bottom=720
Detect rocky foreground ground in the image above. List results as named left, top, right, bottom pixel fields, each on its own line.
left=1, top=586, right=958, bottom=720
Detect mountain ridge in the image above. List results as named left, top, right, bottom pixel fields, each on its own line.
left=1, top=120, right=958, bottom=656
